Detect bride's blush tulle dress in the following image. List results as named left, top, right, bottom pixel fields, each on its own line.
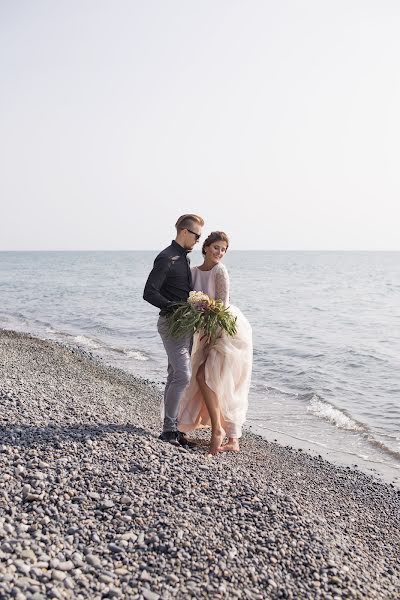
left=178, top=263, right=253, bottom=438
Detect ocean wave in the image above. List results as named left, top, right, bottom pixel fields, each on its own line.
left=307, top=395, right=365, bottom=432
left=73, top=335, right=101, bottom=350
left=364, top=436, right=400, bottom=462
left=124, top=349, right=149, bottom=361
left=255, top=422, right=400, bottom=468
left=250, top=382, right=299, bottom=399
left=84, top=324, right=116, bottom=335
left=345, top=349, right=386, bottom=364
left=32, top=318, right=54, bottom=328
left=106, top=345, right=150, bottom=361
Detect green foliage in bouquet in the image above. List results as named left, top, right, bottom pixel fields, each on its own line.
left=167, top=291, right=237, bottom=345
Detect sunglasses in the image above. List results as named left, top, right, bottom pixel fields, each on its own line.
left=186, top=228, right=201, bottom=241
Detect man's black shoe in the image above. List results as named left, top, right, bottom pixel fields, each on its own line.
left=158, top=431, right=180, bottom=446
left=176, top=431, right=196, bottom=449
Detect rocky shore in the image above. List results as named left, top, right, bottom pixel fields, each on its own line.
left=0, top=329, right=399, bottom=599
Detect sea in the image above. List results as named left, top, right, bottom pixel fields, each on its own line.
left=1, top=250, right=399, bottom=485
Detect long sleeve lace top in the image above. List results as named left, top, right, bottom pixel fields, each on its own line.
left=191, top=263, right=230, bottom=307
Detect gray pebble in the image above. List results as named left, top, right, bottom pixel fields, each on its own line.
left=86, top=554, right=102, bottom=568
left=57, top=560, right=74, bottom=571
left=51, top=569, right=67, bottom=581
left=142, top=590, right=160, bottom=600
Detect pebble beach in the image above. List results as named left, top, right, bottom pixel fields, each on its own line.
left=0, top=329, right=399, bottom=600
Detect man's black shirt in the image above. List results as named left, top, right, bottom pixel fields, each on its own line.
left=143, top=240, right=193, bottom=315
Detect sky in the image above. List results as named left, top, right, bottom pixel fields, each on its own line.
left=1, top=0, right=400, bottom=251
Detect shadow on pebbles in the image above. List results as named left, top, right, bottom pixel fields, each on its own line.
left=0, top=329, right=399, bottom=599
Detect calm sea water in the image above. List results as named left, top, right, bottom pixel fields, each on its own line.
left=1, top=251, right=399, bottom=483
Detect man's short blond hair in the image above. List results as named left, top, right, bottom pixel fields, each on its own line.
left=175, top=214, right=205, bottom=231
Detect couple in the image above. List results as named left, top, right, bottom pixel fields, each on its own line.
left=143, top=214, right=252, bottom=455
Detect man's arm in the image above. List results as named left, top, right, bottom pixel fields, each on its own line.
left=143, top=255, right=173, bottom=310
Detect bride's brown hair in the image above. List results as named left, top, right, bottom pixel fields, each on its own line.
left=202, top=231, right=229, bottom=256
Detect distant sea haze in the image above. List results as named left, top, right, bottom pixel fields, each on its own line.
left=1, top=251, right=399, bottom=483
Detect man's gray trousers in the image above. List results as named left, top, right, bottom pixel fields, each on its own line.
left=157, top=316, right=192, bottom=432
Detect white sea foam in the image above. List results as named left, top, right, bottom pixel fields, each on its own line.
left=307, top=395, right=364, bottom=432
left=74, top=335, right=100, bottom=349
left=125, top=349, right=149, bottom=361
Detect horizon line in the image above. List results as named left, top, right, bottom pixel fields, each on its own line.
left=1, top=249, right=400, bottom=253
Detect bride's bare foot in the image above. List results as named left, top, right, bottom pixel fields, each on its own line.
left=219, top=437, right=240, bottom=452
left=207, top=430, right=225, bottom=456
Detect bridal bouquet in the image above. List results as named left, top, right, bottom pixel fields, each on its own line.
left=167, top=291, right=237, bottom=344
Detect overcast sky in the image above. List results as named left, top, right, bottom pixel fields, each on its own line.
left=1, top=1, right=400, bottom=251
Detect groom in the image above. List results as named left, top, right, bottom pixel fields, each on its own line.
left=143, top=214, right=204, bottom=446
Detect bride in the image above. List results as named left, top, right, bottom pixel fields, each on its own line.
left=178, top=231, right=253, bottom=455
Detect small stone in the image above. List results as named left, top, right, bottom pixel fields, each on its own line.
left=63, top=576, right=75, bottom=590
left=120, top=495, right=132, bottom=505
left=47, top=587, right=63, bottom=599
left=108, top=543, right=124, bottom=553
left=142, top=590, right=160, bottom=600
left=105, top=588, right=122, bottom=598
left=341, top=566, right=350, bottom=573
left=120, top=532, right=137, bottom=542
left=15, top=560, right=30, bottom=576
left=35, top=561, right=49, bottom=569
left=30, top=471, right=46, bottom=480
left=14, top=576, right=33, bottom=589
left=57, top=560, right=74, bottom=571
left=86, top=554, right=102, bottom=568
left=140, top=570, right=152, bottom=582
left=327, top=559, right=336, bottom=567
left=50, top=559, right=60, bottom=569
left=38, top=553, right=51, bottom=562
left=100, top=500, right=114, bottom=509
left=30, top=567, right=44, bottom=578
left=51, top=569, right=66, bottom=581
left=24, top=493, right=42, bottom=502
left=72, top=552, right=84, bottom=567
left=67, top=527, right=79, bottom=535
left=268, top=579, right=277, bottom=589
